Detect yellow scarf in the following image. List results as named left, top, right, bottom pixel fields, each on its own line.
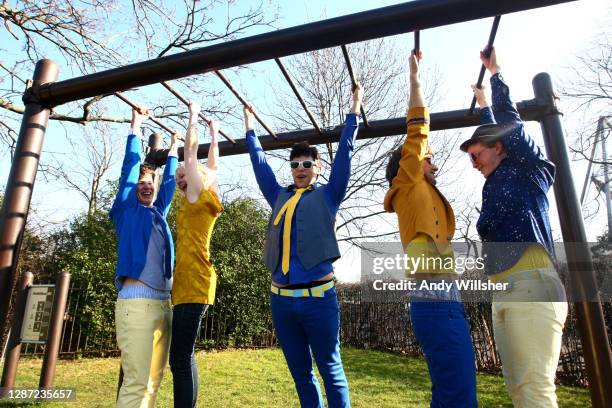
left=273, top=186, right=313, bottom=274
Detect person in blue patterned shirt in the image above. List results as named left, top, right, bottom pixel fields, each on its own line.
left=460, top=47, right=567, bottom=407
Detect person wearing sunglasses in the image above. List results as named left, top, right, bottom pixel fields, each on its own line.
left=384, top=50, right=477, bottom=407
left=244, top=83, right=363, bottom=408
left=460, top=47, right=567, bottom=407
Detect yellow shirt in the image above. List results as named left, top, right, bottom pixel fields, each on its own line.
left=384, top=107, right=455, bottom=253
left=405, top=233, right=455, bottom=276
left=489, top=244, right=552, bottom=282
left=172, top=189, right=223, bottom=305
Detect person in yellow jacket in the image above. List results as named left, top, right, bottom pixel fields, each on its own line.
left=384, top=50, right=477, bottom=407
left=170, top=100, right=223, bottom=408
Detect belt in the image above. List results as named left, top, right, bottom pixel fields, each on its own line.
left=271, top=280, right=335, bottom=298
left=489, top=269, right=557, bottom=284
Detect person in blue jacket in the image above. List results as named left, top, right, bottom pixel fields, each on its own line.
left=110, top=106, right=179, bottom=408
left=461, top=47, right=567, bottom=407
left=244, top=83, right=363, bottom=408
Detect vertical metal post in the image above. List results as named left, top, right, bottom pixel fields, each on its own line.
left=39, top=271, right=70, bottom=389
left=148, top=132, right=163, bottom=152
left=0, top=60, right=59, bottom=354
left=532, top=72, right=612, bottom=408
left=145, top=133, right=164, bottom=166
left=0, top=271, right=33, bottom=392
left=599, top=117, right=612, bottom=234
left=580, top=126, right=600, bottom=206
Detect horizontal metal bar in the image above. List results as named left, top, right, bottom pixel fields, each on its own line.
left=468, top=15, right=501, bottom=114
left=114, top=92, right=175, bottom=135
left=160, top=81, right=236, bottom=144
left=35, top=0, right=574, bottom=106
left=275, top=58, right=323, bottom=135
left=148, top=97, right=550, bottom=164
left=214, top=70, right=277, bottom=139
left=340, top=45, right=369, bottom=127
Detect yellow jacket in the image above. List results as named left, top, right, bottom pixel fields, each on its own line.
left=383, top=107, right=455, bottom=252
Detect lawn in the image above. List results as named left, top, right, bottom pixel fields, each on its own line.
left=1, top=347, right=590, bottom=407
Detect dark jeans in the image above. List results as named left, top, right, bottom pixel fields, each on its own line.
left=410, top=301, right=478, bottom=408
left=169, top=303, right=208, bottom=408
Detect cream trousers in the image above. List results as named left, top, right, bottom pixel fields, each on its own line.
left=115, top=298, right=172, bottom=408
left=492, top=272, right=568, bottom=408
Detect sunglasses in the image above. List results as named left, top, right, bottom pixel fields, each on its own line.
left=290, top=160, right=315, bottom=169
left=469, top=147, right=489, bottom=163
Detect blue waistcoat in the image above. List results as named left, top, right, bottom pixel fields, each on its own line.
left=263, top=187, right=340, bottom=273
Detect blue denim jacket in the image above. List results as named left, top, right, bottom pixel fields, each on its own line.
left=477, top=73, right=556, bottom=275
left=109, top=133, right=177, bottom=288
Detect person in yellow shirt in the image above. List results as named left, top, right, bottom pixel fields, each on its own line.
left=170, top=100, right=223, bottom=408
left=384, top=51, right=477, bottom=407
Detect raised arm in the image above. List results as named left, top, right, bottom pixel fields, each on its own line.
left=244, top=104, right=282, bottom=207
left=155, top=131, right=179, bottom=216
left=408, top=51, right=425, bottom=109
left=481, top=47, right=520, bottom=126
left=483, top=48, right=550, bottom=166
left=111, top=107, right=149, bottom=214
left=396, top=51, right=429, bottom=184
left=326, top=82, right=363, bottom=210
left=205, top=120, right=220, bottom=194
left=472, top=85, right=495, bottom=125
left=184, top=100, right=204, bottom=202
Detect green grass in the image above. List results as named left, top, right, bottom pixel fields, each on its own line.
left=1, top=347, right=590, bottom=407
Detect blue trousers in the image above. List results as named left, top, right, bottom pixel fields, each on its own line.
left=169, top=303, right=208, bottom=408
left=410, top=301, right=478, bottom=408
left=271, top=288, right=350, bottom=408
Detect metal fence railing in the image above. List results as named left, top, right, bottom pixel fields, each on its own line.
left=16, top=282, right=610, bottom=388
left=336, top=283, right=612, bottom=388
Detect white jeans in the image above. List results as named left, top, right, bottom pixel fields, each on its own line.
left=492, top=272, right=568, bottom=408
left=115, top=298, right=172, bottom=408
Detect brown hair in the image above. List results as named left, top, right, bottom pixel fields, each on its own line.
left=139, top=164, right=157, bottom=182
left=290, top=142, right=319, bottom=161
left=385, top=146, right=402, bottom=187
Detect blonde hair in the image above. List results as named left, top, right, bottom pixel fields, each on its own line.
left=176, top=162, right=209, bottom=186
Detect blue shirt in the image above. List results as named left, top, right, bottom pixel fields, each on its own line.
left=478, top=73, right=556, bottom=274
left=246, top=113, right=359, bottom=285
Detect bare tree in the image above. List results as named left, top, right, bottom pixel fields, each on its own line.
left=268, top=39, right=460, bottom=247
left=48, top=121, right=116, bottom=217
left=1, top=0, right=276, bottom=213
left=563, top=36, right=611, bottom=117
left=562, top=24, right=611, bottom=223
left=564, top=39, right=611, bottom=167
